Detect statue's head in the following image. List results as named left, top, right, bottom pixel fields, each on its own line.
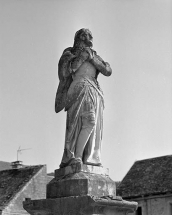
left=74, top=28, right=93, bottom=48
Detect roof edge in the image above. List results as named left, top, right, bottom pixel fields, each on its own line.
left=122, top=191, right=172, bottom=200
left=1, top=165, right=46, bottom=210
left=135, top=154, right=172, bottom=163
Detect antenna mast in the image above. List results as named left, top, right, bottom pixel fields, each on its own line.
left=17, top=146, right=31, bottom=161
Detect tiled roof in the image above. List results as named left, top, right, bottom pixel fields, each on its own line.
left=0, top=165, right=44, bottom=209
left=115, top=181, right=121, bottom=188
left=0, top=161, right=12, bottom=171
left=117, top=155, right=172, bottom=199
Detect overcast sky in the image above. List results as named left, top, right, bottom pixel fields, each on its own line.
left=0, top=0, right=172, bottom=180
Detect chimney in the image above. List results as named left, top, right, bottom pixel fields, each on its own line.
left=11, top=160, right=23, bottom=169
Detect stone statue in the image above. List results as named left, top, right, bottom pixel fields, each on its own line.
left=55, top=28, right=112, bottom=168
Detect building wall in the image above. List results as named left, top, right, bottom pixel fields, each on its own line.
left=2, top=166, right=47, bottom=215
left=128, top=195, right=172, bottom=215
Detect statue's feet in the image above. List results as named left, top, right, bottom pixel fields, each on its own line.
left=59, top=160, right=71, bottom=168
left=59, top=158, right=82, bottom=168
left=69, top=158, right=82, bottom=165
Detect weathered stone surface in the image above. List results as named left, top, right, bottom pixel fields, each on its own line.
left=47, top=171, right=116, bottom=198
left=23, top=195, right=138, bottom=215
left=55, top=163, right=109, bottom=179
left=23, top=165, right=138, bottom=215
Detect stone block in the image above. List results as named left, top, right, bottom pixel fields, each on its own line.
left=47, top=171, right=116, bottom=198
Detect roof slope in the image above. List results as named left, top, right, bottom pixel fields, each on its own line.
left=117, top=155, right=172, bottom=199
left=0, top=165, right=44, bottom=209
left=0, top=161, right=12, bottom=171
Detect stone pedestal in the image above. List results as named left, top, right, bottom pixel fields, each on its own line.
left=23, top=163, right=138, bottom=215
left=47, top=163, right=116, bottom=198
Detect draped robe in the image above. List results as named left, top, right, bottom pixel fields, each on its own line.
left=60, top=61, right=104, bottom=167
left=55, top=47, right=112, bottom=168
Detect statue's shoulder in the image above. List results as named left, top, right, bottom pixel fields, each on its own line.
left=63, top=47, right=73, bottom=52
left=61, top=47, right=73, bottom=57
left=59, top=47, right=73, bottom=65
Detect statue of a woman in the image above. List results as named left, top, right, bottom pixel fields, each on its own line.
left=55, top=29, right=112, bottom=168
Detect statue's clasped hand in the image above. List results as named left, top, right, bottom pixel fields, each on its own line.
left=70, top=47, right=94, bottom=73
left=84, top=47, right=94, bottom=61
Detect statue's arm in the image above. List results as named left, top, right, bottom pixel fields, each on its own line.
left=90, top=52, right=112, bottom=76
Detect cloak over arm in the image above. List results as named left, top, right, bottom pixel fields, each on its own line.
left=55, top=48, right=75, bottom=113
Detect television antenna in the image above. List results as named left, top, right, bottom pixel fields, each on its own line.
left=17, top=146, right=31, bottom=161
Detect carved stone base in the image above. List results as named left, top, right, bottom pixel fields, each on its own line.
left=23, top=195, right=138, bottom=215
left=23, top=164, right=138, bottom=215
left=47, top=163, right=115, bottom=198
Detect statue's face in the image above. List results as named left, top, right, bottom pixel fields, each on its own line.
left=74, top=28, right=93, bottom=48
